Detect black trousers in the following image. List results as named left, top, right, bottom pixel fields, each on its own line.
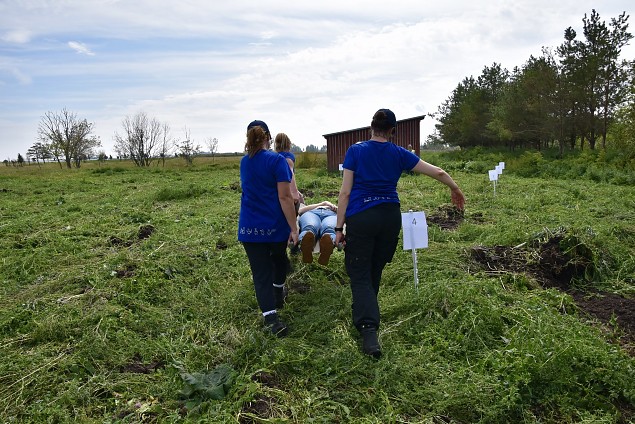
left=344, top=203, right=401, bottom=331
left=242, top=241, right=289, bottom=313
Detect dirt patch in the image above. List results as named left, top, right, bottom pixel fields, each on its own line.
left=251, top=371, right=280, bottom=388
left=427, top=205, right=465, bottom=230
left=238, top=394, right=276, bottom=423
left=109, top=224, right=155, bottom=247
left=114, top=264, right=137, bottom=278
left=572, top=292, right=635, bottom=355
left=109, top=236, right=133, bottom=247
left=469, top=230, right=635, bottom=354
left=138, top=224, right=155, bottom=240
left=119, top=353, right=165, bottom=374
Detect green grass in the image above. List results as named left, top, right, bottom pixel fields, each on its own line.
left=0, top=154, right=634, bottom=423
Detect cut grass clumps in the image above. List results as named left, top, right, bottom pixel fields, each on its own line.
left=0, top=154, right=634, bottom=423
left=154, top=184, right=208, bottom=202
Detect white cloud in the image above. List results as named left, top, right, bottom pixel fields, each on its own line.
left=10, top=68, right=32, bottom=85
left=1, top=0, right=634, bottom=160
left=1, top=29, right=32, bottom=44
left=68, top=41, right=95, bottom=56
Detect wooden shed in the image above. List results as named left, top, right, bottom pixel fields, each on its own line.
left=322, top=114, right=426, bottom=172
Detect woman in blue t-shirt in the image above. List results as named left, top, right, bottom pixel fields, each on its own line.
left=238, top=120, right=299, bottom=337
left=334, top=109, right=465, bottom=358
left=274, top=132, right=303, bottom=206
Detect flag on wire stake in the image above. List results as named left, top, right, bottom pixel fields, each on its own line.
left=488, top=169, right=498, bottom=196
left=402, top=210, right=428, bottom=292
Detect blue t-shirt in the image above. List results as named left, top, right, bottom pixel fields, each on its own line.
left=343, top=140, right=420, bottom=218
left=278, top=151, right=295, bottom=164
left=238, top=149, right=293, bottom=242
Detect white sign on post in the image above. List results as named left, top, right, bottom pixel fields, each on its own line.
left=499, top=161, right=505, bottom=169
left=402, top=210, right=428, bottom=292
left=402, top=211, right=428, bottom=250
left=338, top=163, right=343, bottom=171
left=489, top=169, right=498, bottom=196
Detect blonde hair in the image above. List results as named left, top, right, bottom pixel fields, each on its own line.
left=245, top=126, right=269, bottom=157
left=274, top=133, right=291, bottom=152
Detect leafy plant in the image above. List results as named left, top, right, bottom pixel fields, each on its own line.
left=178, top=363, right=236, bottom=403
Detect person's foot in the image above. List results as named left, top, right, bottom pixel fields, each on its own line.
left=300, top=232, right=315, bottom=263
left=317, top=234, right=334, bottom=266
left=274, top=285, right=288, bottom=309
left=264, top=313, right=288, bottom=337
left=360, top=325, right=381, bottom=358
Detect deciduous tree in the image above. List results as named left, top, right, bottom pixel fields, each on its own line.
left=114, top=112, right=168, bottom=167
left=205, top=137, right=219, bottom=162
left=37, top=108, right=100, bottom=168
left=177, top=127, right=201, bottom=166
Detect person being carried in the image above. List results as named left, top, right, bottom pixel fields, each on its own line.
left=297, top=200, right=337, bottom=266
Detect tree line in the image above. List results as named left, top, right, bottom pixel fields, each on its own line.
left=14, top=109, right=328, bottom=169
left=14, top=110, right=221, bottom=169
left=431, top=10, right=635, bottom=160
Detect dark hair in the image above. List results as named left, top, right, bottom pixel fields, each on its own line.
left=245, top=126, right=269, bottom=157
left=370, top=109, right=397, bottom=138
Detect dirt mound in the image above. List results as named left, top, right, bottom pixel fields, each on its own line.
left=427, top=205, right=465, bottom=230
left=469, top=229, right=635, bottom=354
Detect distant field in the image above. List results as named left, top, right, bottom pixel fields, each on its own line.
left=0, top=153, right=633, bottom=422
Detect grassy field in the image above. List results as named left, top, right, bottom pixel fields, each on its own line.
left=0, top=152, right=634, bottom=423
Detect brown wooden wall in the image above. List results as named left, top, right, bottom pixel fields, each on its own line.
left=323, top=115, right=425, bottom=172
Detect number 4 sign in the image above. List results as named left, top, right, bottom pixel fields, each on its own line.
left=402, top=210, right=428, bottom=291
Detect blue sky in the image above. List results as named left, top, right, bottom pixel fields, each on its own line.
left=1, top=0, right=633, bottom=161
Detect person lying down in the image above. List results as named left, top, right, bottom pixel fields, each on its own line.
left=294, top=200, right=338, bottom=266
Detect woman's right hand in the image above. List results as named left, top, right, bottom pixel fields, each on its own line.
left=451, top=187, right=465, bottom=210
left=289, top=229, right=299, bottom=246
left=335, top=231, right=345, bottom=248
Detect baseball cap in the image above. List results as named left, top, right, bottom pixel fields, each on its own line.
left=377, top=109, right=397, bottom=128
left=247, top=120, right=270, bottom=135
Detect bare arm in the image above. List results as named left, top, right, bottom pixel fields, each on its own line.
left=412, top=160, right=465, bottom=210
left=286, top=158, right=301, bottom=203
left=278, top=181, right=299, bottom=244
left=298, top=201, right=336, bottom=215
left=335, top=169, right=353, bottom=245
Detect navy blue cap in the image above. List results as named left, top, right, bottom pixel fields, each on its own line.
left=377, top=109, right=397, bottom=128
left=247, top=120, right=270, bottom=135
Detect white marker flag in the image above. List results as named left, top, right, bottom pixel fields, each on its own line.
left=499, top=161, right=506, bottom=169
left=338, top=163, right=344, bottom=171
left=402, top=211, right=428, bottom=250
left=488, top=169, right=499, bottom=181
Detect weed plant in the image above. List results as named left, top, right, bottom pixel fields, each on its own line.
left=0, top=154, right=633, bottom=423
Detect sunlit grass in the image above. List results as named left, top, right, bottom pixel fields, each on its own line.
left=0, top=153, right=633, bottom=422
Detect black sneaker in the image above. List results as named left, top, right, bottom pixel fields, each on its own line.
left=274, top=285, right=288, bottom=309
left=264, top=313, right=288, bottom=338
left=360, top=325, right=381, bottom=358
